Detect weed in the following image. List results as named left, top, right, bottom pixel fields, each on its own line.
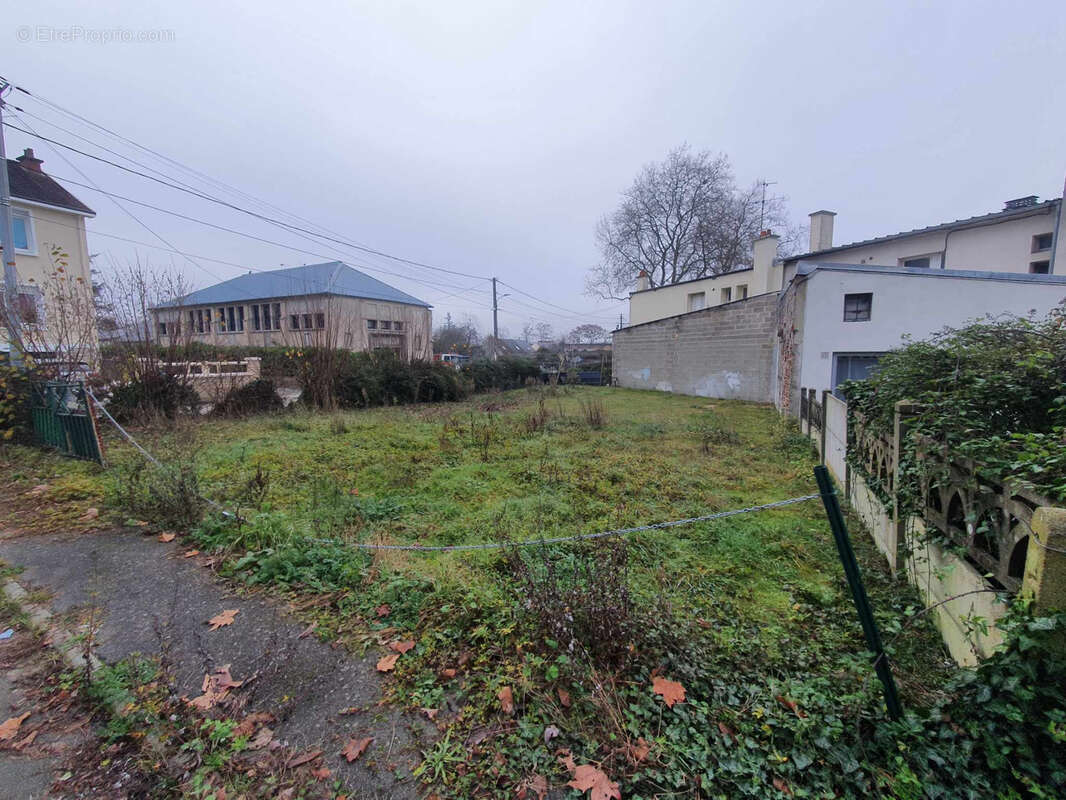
left=329, top=415, right=349, bottom=435
left=113, top=457, right=206, bottom=531
left=522, top=395, right=551, bottom=434
left=579, top=397, right=609, bottom=429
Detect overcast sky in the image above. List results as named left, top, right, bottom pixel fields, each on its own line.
left=7, top=0, right=1065, bottom=337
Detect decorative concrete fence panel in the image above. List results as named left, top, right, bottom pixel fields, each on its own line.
left=799, top=388, right=1066, bottom=665
left=161, top=358, right=262, bottom=403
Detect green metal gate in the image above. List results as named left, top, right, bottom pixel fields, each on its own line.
left=30, top=382, right=104, bottom=463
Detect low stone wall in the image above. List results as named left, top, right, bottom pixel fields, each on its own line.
left=166, top=358, right=262, bottom=403
left=613, top=293, right=778, bottom=402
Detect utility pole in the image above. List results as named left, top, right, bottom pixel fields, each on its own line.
left=0, top=81, right=24, bottom=368
left=491, top=277, right=499, bottom=361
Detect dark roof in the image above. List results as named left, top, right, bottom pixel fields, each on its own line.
left=161, top=262, right=432, bottom=308
left=7, top=159, right=95, bottom=215
left=785, top=199, right=1062, bottom=263
left=794, top=261, right=1066, bottom=284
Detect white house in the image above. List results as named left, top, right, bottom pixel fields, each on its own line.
left=613, top=185, right=1066, bottom=414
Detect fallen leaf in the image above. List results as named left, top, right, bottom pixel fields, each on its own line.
left=342, top=737, right=372, bottom=762
left=568, top=764, right=621, bottom=800
left=422, top=708, right=438, bottom=720
left=298, top=622, right=317, bottom=639
left=390, top=639, right=416, bottom=654
left=696, top=617, right=711, bottom=628
left=208, top=609, right=239, bottom=630
left=81, top=507, right=99, bottom=521
left=557, top=688, right=571, bottom=708
left=187, top=666, right=244, bottom=710
left=543, top=725, right=560, bottom=745
left=651, top=675, right=686, bottom=708
left=376, top=653, right=400, bottom=672
left=556, top=748, right=577, bottom=774
left=311, top=765, right=331, bottom=781
left=13, top=729, right=38, bottom=750
left=775, top=695, right=807, bottom=719
left=773, top=776, right=794, bottom=796
left=247, top=726, right=273, bottom=750
left=519, top=774, right=548, bottom=800
left=158, top=532, right=175, bottom=542
left=183, top=549, right=199, bottom=558
left=628, top=737, right=651, bottom=764
left=375, top=604, right=391, bottom=617
left=338, top=706, right=363, bottom=715
left=286, top=749, right=322, bottom=768
left=234, top=711, right=274, bottom=738
left=28, top=484, right=49, bottom=496
left=440, top=668, right=457, bottom=679
left=717, top=721, right=736, bottom=741
left=498, top=685, right=514, bottom=715
left=0, top=713, right=30, bottom=741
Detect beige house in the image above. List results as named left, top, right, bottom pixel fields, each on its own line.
left=2, top=148, right=97, bottom=365
left=152, top=262, right=433, bottom=359
left=627, top=231, right=783, bottom=325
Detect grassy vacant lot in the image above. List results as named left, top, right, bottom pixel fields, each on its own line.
left=1, top=386, right=956, bottom=797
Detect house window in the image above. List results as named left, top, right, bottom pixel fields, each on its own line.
left=252, top=303, right=280, bottom=331
left=843, top=292, right=872, bottom=322
left=193, top=309, right=207, bottom=333
left=381, top=320, right=392, bottom=330
left=393, top=321, right=403, bottom=331
left=687, top=292, right=706, bottom=311
left=1032, top=233, right=1053, bottom=253
left=1030, top=261, right=1051, bottom=274
left=158, top=321, right=168, bottom=337
left=217, top=305, right=245, bottom=333
left=721, top=287, right=732, bottom=303
left=12, top=210, right=35, bottom=254
left=290, top=314, right=301, bottom=330
left=302, top=313, right=313, bottom=330
left=902, top=256, right=931, bottom=269
left=832, top=353, right=884, bottom=398
left=366, top=319, right=377, bottom=329
left=315, top=312, right=325, bottom=329
left=736, top=284, right=748, bottom=300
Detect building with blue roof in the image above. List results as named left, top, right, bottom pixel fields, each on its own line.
left=151, top=262, right=433, bottom=358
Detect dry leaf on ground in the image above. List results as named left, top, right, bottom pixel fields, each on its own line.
left=773, top=776, right=794, bottom=796
left=556, top=748, right=577, bottom=774
left=422, top=708, right=438, bottom=720
left=81, top=507, right=99, bottom=521
left=376, top=653, right=400, bottom=672
left=517, top=774, right=549, bottom=800
left=247, top=726, right=273, bottom=750
left=628, top=737, right=652, bottom=764
left=187, top=665, right=244, bottom=710
left=390, top=639, right=415, bottom=654
left=234, top=711, right=274, bottom=737
left=311, top=766, right=331, bottom=780
left=13, top=729, right=38, bottom=750
left=184, top=549, right=199, bottom=558
left=207, top=609, right=239, bottom=630
left=440, top=668, right=457, bottom=679
left=0, top=712, right=30, bottom=741
left=558, top=688, right=571, bottom=708
left=568, top=764, right=621, bottom=800
left=158, top=532, right=175, bottom=542
left=286, top=749, right=322, bottom=768
left=775, top=695, right=807, bottom=718
left=651, top=675, right=686, bottom=708
left=342, top=737, right=372, bottom=762
left=375, top=604, right=391, bottom=617
left=498, top=685, right=514, bottom=715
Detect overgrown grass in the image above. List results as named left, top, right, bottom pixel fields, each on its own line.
left=1, top=387, right=975, bottom=797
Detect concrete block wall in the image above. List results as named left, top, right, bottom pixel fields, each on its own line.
left=613, top=293, right=778, bottom=402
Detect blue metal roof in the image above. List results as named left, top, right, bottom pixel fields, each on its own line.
left=165, top=262, right=432, bottom=308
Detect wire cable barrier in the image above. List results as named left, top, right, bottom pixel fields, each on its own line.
left=86, top=388, right=819, bottom=552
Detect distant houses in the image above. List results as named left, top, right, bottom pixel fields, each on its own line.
left=614, top=189, right=1066, bottom=411
left=152, top=262, right=433, bottom=360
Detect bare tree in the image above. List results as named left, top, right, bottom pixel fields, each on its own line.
left=586, top=145, right=801, bottom=299
left=433, top=316, right=481, bottom=355
left=567, top=323, right=608, bottom=344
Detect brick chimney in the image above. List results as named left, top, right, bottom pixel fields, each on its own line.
left=636, top=269, right=650, bottom=291
left=808, top=210, right=836, bottom=252
left=16, top=148, right=43, bottom=173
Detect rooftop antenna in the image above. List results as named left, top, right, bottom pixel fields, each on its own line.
left=758, top=180, right=778, bottom=231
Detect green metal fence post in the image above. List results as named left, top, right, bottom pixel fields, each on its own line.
left=814, top=465, right=903, bottom=721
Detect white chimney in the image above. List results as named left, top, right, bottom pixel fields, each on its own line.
left=636, top=270, right=650, bottom=291
left=808, top=210, right=836, bottom=253
left=752, top=230, right=780, bottom=293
